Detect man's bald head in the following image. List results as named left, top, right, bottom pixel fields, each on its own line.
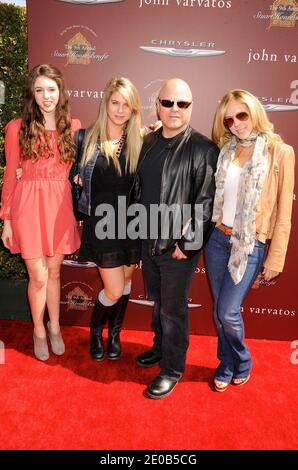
left=159, top=78, right=193, bottom=103
left=157, top=78, right=193, bottom=138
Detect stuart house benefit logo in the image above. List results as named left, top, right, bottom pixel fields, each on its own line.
left=268, top=0, right=297, bottom=29
left=62, top=283, right=94, bottom=311
left=52, top=26, right=109, bottom=66
left=253, top=0, right=297, bottom=29
left=140, top=39, right=225, bottom=58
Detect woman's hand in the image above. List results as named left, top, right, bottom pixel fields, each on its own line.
left=141, top=120, right=162, bottom=136
left=1, top=220, right=13, bottom=249
left=171, top=244, right=187, bottom=260
left=16, top=167, right=22, bottom=181
left=73, top=174, right=83, bottom=186
left=262, top=267, right=279, bottom=281
left=149, top=120, right=162, bottom=132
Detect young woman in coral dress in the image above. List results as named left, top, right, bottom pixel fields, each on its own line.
left=1, top=64, right=81, bottom=361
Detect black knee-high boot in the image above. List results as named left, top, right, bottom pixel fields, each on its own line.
left=90, top=299, right=114, bottom=360
left=107, top=294, right=129, bottom=360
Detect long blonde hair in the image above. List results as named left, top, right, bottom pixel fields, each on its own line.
left=82, top=77, right=142, bottom=174
left=212, top=89, right=283, bottom=149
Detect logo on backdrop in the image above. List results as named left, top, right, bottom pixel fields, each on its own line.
left=269, top=0, right=297, bottom=29
left=258, top=84, right=298, bottom=112
left=262, top=103, right=298, bottom=112
left=67, top=89, right=104, bottom=99
left=129, top=297, right=202, bottom=309
left=253, top=0, right=297, bottom=29
left=140, top=39, right=225, bottom=58
left=61, top=282, right=94, bottom=311
left=63, top=252, right=97, bottom=268
left=251, top=274, right=278, bottom=289
left=55, top=0, right=126, bottom=4
left=247, top=48, right=296, bottom=65
left=142, top=79, right=165, bottom=122
left=245, top=306, right=296, bottom=317
left=51, top=26, right=109, bottom=66
left=138, top=0, right=232, bottom=9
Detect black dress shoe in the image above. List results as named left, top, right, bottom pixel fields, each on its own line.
left=136, top=350, right=161, bottom=368
left=146, top=375, right=178, bottom=399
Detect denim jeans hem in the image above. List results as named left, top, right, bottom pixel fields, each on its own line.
left=205, top=228, right=267, bottom=384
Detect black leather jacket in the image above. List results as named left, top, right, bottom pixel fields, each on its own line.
left=134, top=125, right=219, bottom=257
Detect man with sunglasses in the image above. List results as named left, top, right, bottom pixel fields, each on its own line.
left=134, top=78, right=219, bottom=399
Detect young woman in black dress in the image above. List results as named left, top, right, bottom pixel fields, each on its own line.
left=76, top=77, right=143, bottom=361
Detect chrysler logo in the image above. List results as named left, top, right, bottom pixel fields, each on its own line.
left=263, top=104, right=298, bottom=112
left=140, top=46, right=225, bottom=58
left=129, top=299, right=202, bottom=308
left=63, top=260, right=97, bottom=268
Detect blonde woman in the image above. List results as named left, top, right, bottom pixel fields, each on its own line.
left=205, top=89, right=295, bottom=392
left=75, top=77, right=143, bottom=361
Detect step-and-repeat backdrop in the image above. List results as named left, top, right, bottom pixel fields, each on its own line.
left=27, top=0, right=297, bottom=340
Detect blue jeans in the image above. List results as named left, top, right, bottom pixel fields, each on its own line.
left=204, top=228, right=267, bottom=383
left=142, top=242, right=199, bottom=380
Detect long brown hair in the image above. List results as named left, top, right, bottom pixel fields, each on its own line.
left=19, top=64, right=75, bottom=163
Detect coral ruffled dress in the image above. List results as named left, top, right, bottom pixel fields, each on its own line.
left=0, top=118, right=81, bottom=259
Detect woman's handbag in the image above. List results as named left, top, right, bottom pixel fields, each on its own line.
left=71, top=128, right=85, bottom=221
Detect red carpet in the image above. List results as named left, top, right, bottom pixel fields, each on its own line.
left=0, top=320, right=297, bottom=450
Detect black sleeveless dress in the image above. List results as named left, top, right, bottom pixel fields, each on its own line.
left=78, top=149, right=140, bottom=268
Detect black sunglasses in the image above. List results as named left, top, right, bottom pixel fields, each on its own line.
left=158, top=99, right=192, bottom=109
left=224, top=112, right=249, bottom=129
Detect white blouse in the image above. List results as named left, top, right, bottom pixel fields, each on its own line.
left=222, top=162, right=243, bottom=228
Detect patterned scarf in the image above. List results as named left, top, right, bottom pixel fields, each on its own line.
left=212, top=132, right=268, bottom=284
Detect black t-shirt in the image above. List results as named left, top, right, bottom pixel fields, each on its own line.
left=138, top=133, right=177, bottom=240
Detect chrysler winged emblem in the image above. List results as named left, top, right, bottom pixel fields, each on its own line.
left=263, top=104, right=298, bottom=112
left=140, top=46, right=225, bottom=58
left=129, top=299, right=202, bottom=308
